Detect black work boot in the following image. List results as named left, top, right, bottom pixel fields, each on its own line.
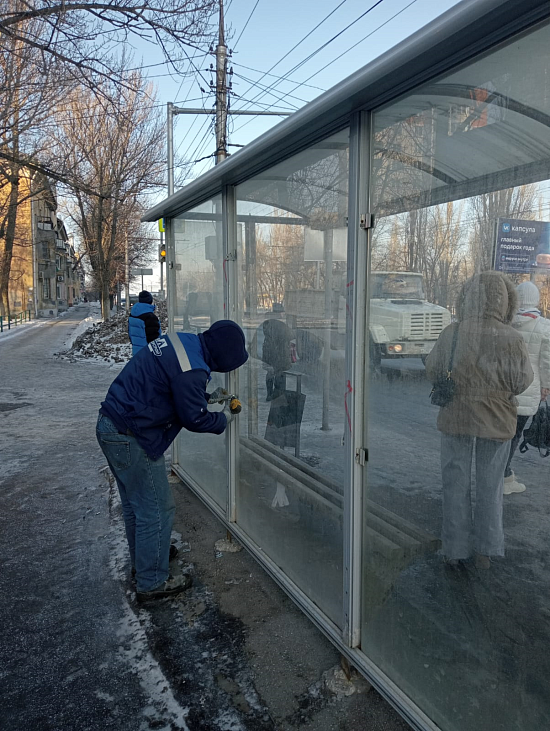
left=136, top=573, right=192, bottom=603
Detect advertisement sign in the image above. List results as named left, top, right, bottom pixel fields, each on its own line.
left=495, top=218, right=550, bottom=273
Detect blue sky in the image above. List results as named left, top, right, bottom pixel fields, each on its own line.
left=134, top=0, right=463, bottom=184
left=130, top=0, right=463, bottom=290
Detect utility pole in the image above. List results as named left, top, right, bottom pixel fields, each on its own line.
left=215, top=0, right=228, bottom=165
left=165, top=0, right=292, bottom=191
left=167, top=102, right=174, bottom=196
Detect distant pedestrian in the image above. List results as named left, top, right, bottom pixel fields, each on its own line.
left=425, top=272, right=533, bottom=569
left=128, top=290, right=162, bottom=355
left=259, top=319, right=293, bottom=401
left=97, top=320, right=248, bottom=601
left=504, top=281, right=550, bottom=494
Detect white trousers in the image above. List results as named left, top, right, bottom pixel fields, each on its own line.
left=440, top=434, right=509, bottom=560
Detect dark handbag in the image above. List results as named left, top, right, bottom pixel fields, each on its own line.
left=519, top=400, right=550, bottom=457
left=430, top=324, right=459, bottom=408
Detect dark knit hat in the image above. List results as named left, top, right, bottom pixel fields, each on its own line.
left=199, top=320, right=248, bottom=373
left=138, top=290, right=153, bottom=304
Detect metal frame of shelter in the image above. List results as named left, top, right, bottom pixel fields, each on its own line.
left=143, top=1, right=550, bottom=728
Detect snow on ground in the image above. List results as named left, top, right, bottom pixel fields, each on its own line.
left=60, top=301, right=167, bottom=364
left=62, top=308, right=103, bottom=350
left=104, top=471, right=191, bottom=731
left=0, top=303, right=101, bottom=346
left=0, top=318, right=48, bottom=342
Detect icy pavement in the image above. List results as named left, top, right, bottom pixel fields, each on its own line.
left=0, top=305, right=409, bottom=731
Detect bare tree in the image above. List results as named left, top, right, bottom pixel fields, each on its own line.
left=0, top=1, right=71, bottom=316
left=0, top=0, right=216, bottom=93
left=55, top=73, right=165, bottom=319
left=0, top=0, right=216, bottom=315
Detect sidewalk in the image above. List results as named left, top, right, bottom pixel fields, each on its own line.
left=0, top=307, right=409, bottom=731
left=0, top=302, right=100, bottom=344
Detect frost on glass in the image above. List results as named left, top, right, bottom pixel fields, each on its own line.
left=363, top=20, right=550, bottom=731
left=173, top=197, right=228, bottom=511
left=235, top=128, right=350, bottom=626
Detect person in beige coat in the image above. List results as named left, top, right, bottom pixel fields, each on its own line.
left=425, top=272, right=533, bottom=569
left=504, top=281, right=550, bottom=494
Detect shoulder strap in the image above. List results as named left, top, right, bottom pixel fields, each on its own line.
left=448, top=323, right=459, bottom=375
left=167, top=333, right=192, bottom=373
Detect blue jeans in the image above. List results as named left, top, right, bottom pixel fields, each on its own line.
left=96, top=413, right=175, bottom=592
left=440, top=434, right=508, bottom=560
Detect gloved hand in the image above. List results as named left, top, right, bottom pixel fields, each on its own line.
left=208, top=387, right=229, bottom=404
left=223, top=404, right=236, bottom=425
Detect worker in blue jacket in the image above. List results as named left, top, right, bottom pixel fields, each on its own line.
left=96, top=320, right=248, bottom=602
left=128, top=290, right=162, bottom=355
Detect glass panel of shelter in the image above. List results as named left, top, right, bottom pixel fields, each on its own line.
left=362, top=19, right=550, bottom=731
left=234, top=128, right=350, bottom=627
left=173, top=197, right=229, bottom=512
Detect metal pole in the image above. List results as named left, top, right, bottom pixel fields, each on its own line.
left=321, top=229, right=333, bottom=431
left=172, top=108, right=291, bottom=117
left=125, top=232, right=130, bottom=314
left=160, top=231, right=164, bottom=296
left=167, top=102, right=174, bottom=196
left=215, top=0, right=228, bottom=165
left=31, top=197, right=39, bottom=317
left=141, top=273, right=144, bottom=292
left=246, top=218, right=259, bottom=437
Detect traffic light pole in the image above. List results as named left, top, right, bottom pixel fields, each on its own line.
left=160, top=231, right=164, bottom=296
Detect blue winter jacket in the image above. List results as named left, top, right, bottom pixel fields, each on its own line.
left=128, top=302, right=162, bottom=355
left=100, top=321, right=248, bottom=460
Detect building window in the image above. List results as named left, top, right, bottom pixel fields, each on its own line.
left=37, top=218, right=54, bottom=231
left=42, top=280, right=50, bottom=300
left=41, top=243, right=49, bottom=260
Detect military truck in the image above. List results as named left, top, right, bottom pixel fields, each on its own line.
left=285, top=272, right=451, bottom=367
left=368, top=272, right=451, bottom=366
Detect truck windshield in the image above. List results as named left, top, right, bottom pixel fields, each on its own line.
left=371, top=273, right=425, bottom=300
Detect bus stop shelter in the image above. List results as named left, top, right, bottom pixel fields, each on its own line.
left=143, top=1, right=550, bottom=728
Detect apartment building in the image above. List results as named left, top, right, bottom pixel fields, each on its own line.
left=2, top=173, right=82, bottom=317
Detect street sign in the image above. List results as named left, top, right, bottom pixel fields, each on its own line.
left=495, top=218, right=550, bottom=273
left=130, top=268, right=153, bottom=276
left=158, top=219, right=165, bottom=233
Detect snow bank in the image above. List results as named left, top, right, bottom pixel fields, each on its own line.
left=60, top=302, right=168, bottom=364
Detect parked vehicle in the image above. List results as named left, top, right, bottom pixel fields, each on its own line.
left=284, top=272, right=451, bottom=367
left=368, top=272, right=451, bottom=366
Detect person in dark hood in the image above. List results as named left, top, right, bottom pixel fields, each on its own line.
left=128, top=290, right=162, bottom=355
left=425, top=272, right=533, bottom=570
left=260, top=319, right=293, bottom=401
left=96, top=320, right=248, bottom=601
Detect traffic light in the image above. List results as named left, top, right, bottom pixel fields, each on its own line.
left=159, top=244, right=166, bottom=263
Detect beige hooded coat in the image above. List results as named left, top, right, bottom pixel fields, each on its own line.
left=425, top=272, right=534, bottom=441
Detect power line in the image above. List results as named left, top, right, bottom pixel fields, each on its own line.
left=232, top=72, right=307, bottom=107
left=172, top=48, right=211, bottom=161
left=228, top=0, right=352, bottom=113
left=290, top=0, right=418, bottom=90
left=232, top=0, right=387, bottom=122
left=233, top=0, right=261, bottom=50
left=232, top=62, right=325, bottom=92
left=232, top=0, right=416, bottom=137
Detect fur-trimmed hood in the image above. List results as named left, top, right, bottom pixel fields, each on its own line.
left=456, top=271, right=517, bottom=324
